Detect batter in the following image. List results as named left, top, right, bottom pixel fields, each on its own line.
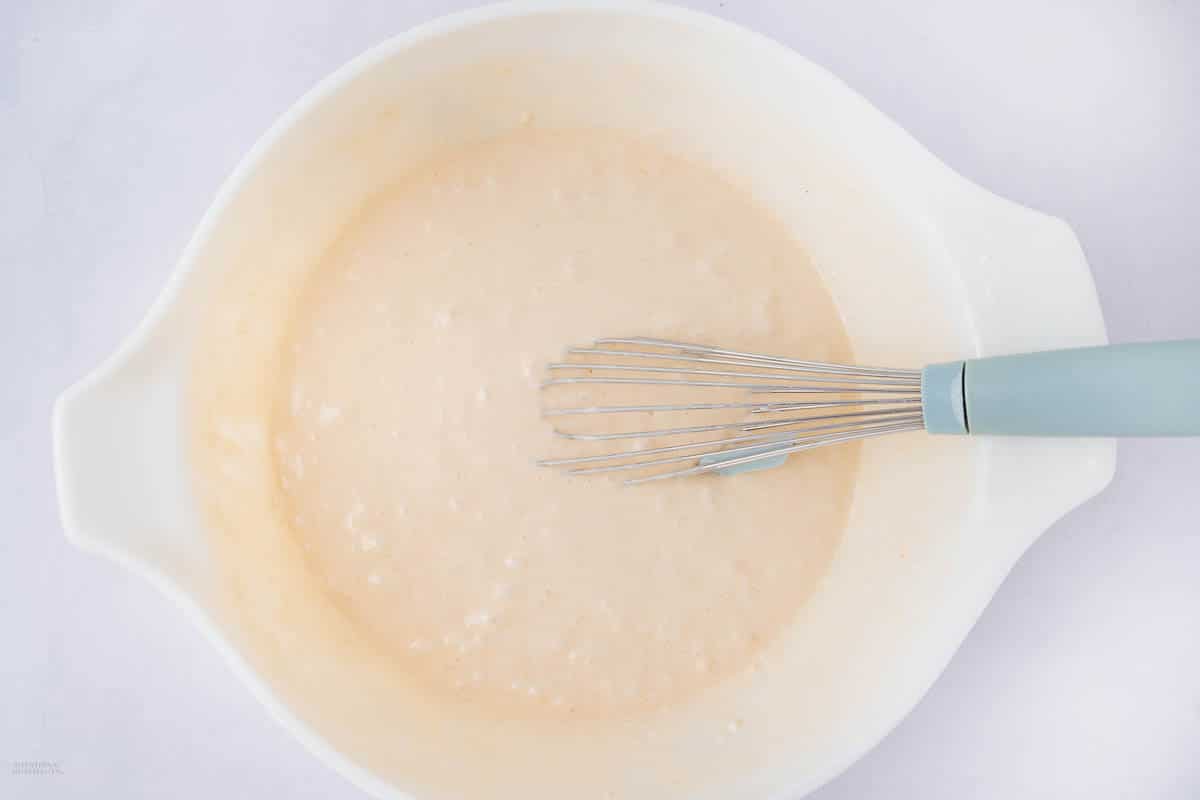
left=268, top=129, right=858, bottom=717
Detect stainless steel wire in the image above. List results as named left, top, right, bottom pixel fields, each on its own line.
left=538, top=338, right=924, bottom=484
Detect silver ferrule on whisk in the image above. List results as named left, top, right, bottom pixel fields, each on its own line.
left=538, top=338, right=925, bottom=484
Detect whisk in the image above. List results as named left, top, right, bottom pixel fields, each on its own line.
left=538, top=337, right=1200, bottom=485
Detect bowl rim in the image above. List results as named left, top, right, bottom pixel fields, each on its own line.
left=53, top=3, right=1116, bottom=799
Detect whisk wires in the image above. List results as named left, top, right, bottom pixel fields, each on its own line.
left=538, top=338, right=924, bottom=484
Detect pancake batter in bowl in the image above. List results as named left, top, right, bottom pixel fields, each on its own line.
left=267, top=128, right=858, bottom=718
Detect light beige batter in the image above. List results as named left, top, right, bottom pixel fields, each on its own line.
left=267, top=128, right=858, bottom=718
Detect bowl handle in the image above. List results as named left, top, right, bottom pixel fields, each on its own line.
left=934, top=181, right=1117, bottom=565
left=53, top=329, right=208, bottom=588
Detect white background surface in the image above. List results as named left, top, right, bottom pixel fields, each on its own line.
left=3, top=1, right=1198, bottom=798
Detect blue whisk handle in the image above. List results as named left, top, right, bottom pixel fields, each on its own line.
left=922, top=340, right=1200, bottom=437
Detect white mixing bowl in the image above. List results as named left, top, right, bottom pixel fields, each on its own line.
left=54, top=3, right=1115, bottom=798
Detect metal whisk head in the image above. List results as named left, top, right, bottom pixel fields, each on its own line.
left=537, top=338, right=925, bottom=484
